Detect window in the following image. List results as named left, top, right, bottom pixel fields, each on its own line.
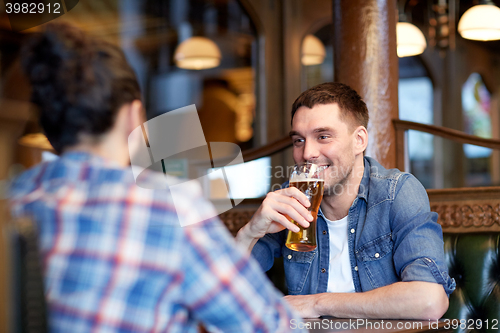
left=398, top=57, right=434, bottom=188
left=462, top=73, right=493, bottom=186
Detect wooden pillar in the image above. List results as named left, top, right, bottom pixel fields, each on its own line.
left=332, top=0, right=399, bottom=168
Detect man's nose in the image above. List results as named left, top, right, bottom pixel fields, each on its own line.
left=302, top=140, right=320, bottom=162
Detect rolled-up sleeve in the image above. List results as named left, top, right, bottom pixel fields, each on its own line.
left=390, top=174, right=456, bottom=295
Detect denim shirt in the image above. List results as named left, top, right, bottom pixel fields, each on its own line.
left=252, top=156, right=456, bottom=296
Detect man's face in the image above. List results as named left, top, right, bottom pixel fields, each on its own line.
left=290, top=103, right=360, bottom=196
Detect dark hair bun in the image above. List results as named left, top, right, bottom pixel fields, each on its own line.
left=21, top=23, right=140, bottom=153
left=23, top=23, right=89, bottom=81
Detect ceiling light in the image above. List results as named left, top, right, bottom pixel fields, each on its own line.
left=174, top=37, right=221, bottom=70
left=301, top=35, right=326, bottom=66
left=396, top=22, right=427, bottom=57
left=18, top=133, right=53, bottom=151
left=458, top=4, right=500, bottom=41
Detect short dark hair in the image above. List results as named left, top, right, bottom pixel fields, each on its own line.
left=21, top=23, right=141, bottom=153
left=291, top=82, right=369, bottom=130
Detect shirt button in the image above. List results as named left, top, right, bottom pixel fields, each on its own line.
left=350, top=228, right=355, bottom=234
left=374, top=253, right=380, bottom=258
left=321, top=268, right=326, bottom=273
left=287, top=255, right=292, bottom=260
left=354, top=266, right=358, bottom=271
left=322, top=230, right=327, bottom=235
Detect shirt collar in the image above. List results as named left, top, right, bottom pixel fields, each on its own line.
left=356, top=156, right=370, bottom=201
left=61, top=150, right=122, bottom=168
left=318, top=206, right=324, bottom=217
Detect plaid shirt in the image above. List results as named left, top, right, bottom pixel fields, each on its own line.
left=9, top=151, right=304, bottom=333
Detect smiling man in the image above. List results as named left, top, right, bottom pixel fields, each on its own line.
left=236, top=82, right=455, bottom=320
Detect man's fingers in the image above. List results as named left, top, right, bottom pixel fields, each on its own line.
left=266, top=191, right=313, bottom=224
left=270, top=202, right=310, bottom=229
left=269, top=211, right=300, bottom=233
left=280, top=187, right=311, bottom=208
left=247, top=188, right=315, bottom=237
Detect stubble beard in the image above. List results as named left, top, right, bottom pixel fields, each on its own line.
left=322, top=162, right=354, bottom=198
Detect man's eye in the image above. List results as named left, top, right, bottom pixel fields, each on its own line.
left=293, top=138, right=304, bottom=145
left=319, top=135, right=329, bottom=140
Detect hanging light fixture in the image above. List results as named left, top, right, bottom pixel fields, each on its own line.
left=18, top=133, right=54, bottom=151
left=301, top=34, right=326, bottom=66
left=396, top=22, right=427, bottom=57
left=174, top=36, right=222, bottom=70
left=458, top=3, right=500, bottom=41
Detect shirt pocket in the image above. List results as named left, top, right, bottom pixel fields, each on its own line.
left=282, top=247, right=317, bottom=295
left=355, top=233, right=396, bottom=289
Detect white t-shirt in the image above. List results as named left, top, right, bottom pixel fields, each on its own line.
left=323, top=212, right=356, bottom=293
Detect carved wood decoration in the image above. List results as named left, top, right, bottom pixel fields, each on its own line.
left=432, top=204, right=500, bottom=229
left=428, top=187, right=500, bottom=233
left=219, top=209, right=257, bottom=236
left=217, top=198, right=262, bottom=236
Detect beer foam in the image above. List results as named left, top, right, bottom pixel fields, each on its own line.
left=290, top=174, right=324, bottom=182
left=290, top=174, right=308, bottom=181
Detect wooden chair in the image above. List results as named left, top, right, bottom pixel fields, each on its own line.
left=3, top=216, right=48, bottom=333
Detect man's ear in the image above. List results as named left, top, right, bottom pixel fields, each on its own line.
left=353, top=126, right=368, bottom=154
left=126, top=99, right=144, bottom=135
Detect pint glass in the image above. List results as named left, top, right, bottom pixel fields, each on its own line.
left=285, top=163, right=324, bottom=252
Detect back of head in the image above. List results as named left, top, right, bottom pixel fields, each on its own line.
left=291, top=82, right=369, bottom=130
left=21, top=23, right=141, bottom=153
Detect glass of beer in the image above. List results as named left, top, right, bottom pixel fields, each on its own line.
left=285, top=162, right=325, bottom=252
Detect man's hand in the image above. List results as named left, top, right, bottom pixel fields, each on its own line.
left=284, top=295, right=321, bottom=318
left=235, top=187, right=314, bottom=251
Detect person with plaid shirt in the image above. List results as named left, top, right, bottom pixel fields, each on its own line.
left=9, top=23, right=303, bottom=333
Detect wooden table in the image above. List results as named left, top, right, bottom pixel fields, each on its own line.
left=295, top=318, right=452, bottom=333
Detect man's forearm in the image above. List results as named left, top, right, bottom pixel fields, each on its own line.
left=285, top=281, right=449, bottom=320
left=235, top=224, right=260, bottom=252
